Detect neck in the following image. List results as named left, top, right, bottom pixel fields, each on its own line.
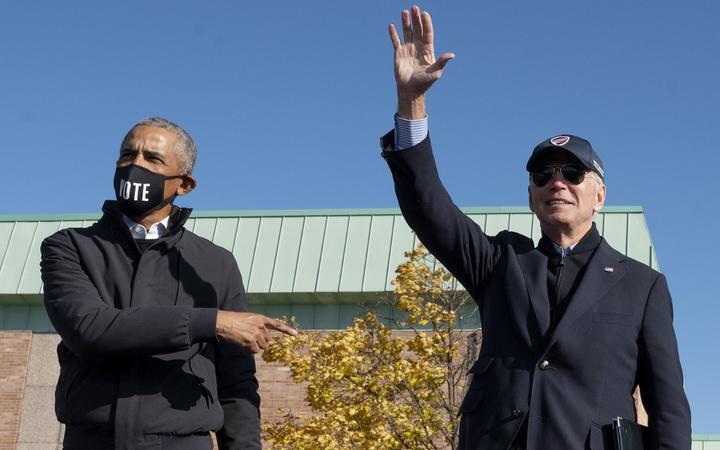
left=134, top=204, right=173, bottom=230
left=541, top=221, right=593, bottom=249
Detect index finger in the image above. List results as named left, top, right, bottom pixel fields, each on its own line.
left=266, top=318, right=298, bottom=336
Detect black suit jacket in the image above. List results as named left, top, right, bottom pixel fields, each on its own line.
left=381, top=132, right=691, bottom=450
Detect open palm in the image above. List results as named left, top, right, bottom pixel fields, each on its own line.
left=389, top=6, right=454, bottom=100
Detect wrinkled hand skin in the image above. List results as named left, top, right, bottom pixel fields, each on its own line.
left=216, top=310, right=297, bottom=353
left=388, top=5, right=454, bottom=119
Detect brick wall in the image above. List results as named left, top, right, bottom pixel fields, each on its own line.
left=6, top=333, right=315, bottom=449
left=0, top=332, right=32, bottom=450
left=257, top=360, right=310, bottom=424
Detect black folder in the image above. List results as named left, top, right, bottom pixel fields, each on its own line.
left=612, top=417, right=650, bottom=450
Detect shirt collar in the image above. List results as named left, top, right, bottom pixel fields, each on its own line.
left=538, top=223, right=602, bottom=257
left=123, top=215, right=170, bottom=240
left=552, top=241, right=577, bottom=256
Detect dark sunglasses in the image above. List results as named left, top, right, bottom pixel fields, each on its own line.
left=530, top=165, right=588, bottom=187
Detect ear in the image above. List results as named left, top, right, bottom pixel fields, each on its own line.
left=175, top=175, right=197, bottom=197
left=528, top=186, right=535, bottom=213
left=593, top=183, right=606, bottom=214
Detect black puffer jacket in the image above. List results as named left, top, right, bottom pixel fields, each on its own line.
left=41, top=201, right=260, bottom=450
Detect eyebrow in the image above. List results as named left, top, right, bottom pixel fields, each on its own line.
left=119, top=148, right=167, bottom=161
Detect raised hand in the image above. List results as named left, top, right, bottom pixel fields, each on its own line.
left=389, top=5, right=454, bottom=119
left=216, top=310, right=297, bottom=353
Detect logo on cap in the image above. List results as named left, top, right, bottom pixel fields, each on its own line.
left=593, top=160, right=605, bottom=177
left=550, top=135, right=570, bottom=146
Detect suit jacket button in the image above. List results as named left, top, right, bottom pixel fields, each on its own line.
left=539, top=360, right=550, bottom=370
left=512, top=409, right=522, bottom=418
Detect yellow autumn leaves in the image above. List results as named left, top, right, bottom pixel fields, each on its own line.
left=262, top=245, right=478, bottom=449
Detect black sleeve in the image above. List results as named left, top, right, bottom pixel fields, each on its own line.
left=636, top=274, right=692, bottom=449
left=40, top=232, right=217, bottom=362
left=381, top=130, right=505, bottom=298
left=215, top=257, right=261, bottom=450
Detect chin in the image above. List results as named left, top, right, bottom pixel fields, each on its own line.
left=541, top=212, right=573, bottom=227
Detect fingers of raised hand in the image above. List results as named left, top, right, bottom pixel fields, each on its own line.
left=396, top=7, right=435, bottom=48
left=435, top=52, right=455, bottom=71
left=402, top=9, right=412, bottom=43
left=421, top=10, right=433, bottom=44
left=411, top=5, right=424, bottom=42
left=389, top=24, right=401, bottom=50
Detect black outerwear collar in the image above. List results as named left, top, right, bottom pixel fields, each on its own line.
left=536, top=222, right=602, bottom=257
left=100, top=200, right=193, bottom=253
left=102, top=200, right=192, bottom=233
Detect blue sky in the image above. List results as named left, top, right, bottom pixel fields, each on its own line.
left=2, top=1, right=719, bottom=433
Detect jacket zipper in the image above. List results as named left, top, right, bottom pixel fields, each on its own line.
left=555, top=253, right=565, bottom=303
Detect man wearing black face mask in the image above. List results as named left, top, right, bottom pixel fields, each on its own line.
left=40, top=117, right=297, bottom=450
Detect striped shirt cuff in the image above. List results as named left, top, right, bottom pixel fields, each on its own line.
left=394, top=114, right=428, bottom=150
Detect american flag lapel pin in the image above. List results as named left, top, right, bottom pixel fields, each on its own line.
left=604, top=267, right=614, bottom=272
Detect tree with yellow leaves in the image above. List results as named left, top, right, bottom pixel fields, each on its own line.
left=263, top=244, right=480, bottom=450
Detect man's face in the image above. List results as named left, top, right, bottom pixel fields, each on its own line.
left=528, top=152, right=606, bottom=235
left=118, top=126, right=181, bottom=174
left=116, top=126, right=190, bottom=201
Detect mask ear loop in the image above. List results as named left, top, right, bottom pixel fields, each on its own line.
left=139, top=194, right=176, bottom=218
left=148, top=174, right=186, bottom=215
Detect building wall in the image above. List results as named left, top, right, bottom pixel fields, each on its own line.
left=0, top=332, right=32, bottom=450
left=2, top=332, right=312, bottom=449
left=14, top=333, right=64, bottom=450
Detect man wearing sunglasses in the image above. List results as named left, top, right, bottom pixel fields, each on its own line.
left=380, top=6, right=691, bottom=450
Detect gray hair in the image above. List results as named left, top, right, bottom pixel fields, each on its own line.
left=124, top=117, right=197, bottom=174
left=588, top=171, right=605, bottom=193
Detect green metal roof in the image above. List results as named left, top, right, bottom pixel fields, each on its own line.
left=692, top=436, right=720, bottom=449
left=0, top=206, right=658, bottom=330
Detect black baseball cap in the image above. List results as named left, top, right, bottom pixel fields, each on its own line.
left=526, top=134, right=605, bottom=179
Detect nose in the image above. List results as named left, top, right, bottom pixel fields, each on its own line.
left=129, top=154, right=145, bottom=166
left=549, top=171, right=569, bottom=189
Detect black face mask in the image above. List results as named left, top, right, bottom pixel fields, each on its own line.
left=113, top=165, right=183, bottom=219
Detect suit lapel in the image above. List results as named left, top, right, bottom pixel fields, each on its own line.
left=546, top=240, right=627, bottom=348
left=517, top=250, right=551, bottom=339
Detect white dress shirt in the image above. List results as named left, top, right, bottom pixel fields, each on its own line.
left=123, top=215, right=170, bottom=240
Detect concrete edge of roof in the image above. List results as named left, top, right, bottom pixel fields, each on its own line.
left=0, top=205, right=645, bottom=222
